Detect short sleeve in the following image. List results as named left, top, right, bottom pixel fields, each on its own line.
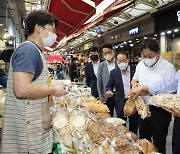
left=12, top=43, right=43, bottom=79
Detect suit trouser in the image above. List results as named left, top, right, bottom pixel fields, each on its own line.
left=106, top=96, right=115, bottom=117
left=128, top=113, right=139, bottom=134
left=172, top=118, right=180, bottom=154
left=139, top=106, right=171, bottom=154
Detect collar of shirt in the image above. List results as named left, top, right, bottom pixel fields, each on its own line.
left=92, top=60, right=100, bottom=66
left=106, top=58, right=116, bottom=73
left=106, top=58, right=115, bottom=65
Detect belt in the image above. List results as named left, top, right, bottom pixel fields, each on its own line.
left=174, top=117, right=180, bottom=124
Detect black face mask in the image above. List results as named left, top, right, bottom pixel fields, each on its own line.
left=90, top=55, right=99, bottom=61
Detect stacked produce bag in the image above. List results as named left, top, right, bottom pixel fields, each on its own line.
left=50, top=80, right=158, bottom=154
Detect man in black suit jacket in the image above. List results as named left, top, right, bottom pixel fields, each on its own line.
left=85, top=47, right=102, bottom=98
left=106, top=51, right=138, bottom=134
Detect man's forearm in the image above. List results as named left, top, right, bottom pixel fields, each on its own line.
left=14, top=82, right=56, bottom=99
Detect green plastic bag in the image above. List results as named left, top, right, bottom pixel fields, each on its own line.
left=53, top=142, right=61, bottom=154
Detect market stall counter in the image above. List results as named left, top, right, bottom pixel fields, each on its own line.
left=50, top=80, right=159, bottom=154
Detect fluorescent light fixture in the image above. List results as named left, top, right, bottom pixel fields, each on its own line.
left=44, top=47, right=54, bottom=51
left=167, top=31, right=171, bottom=34
left=161, top=32, right=165, bottom=35
left=153, top=38, right=156, bottom=40
left=4, top=33, right=9, bottom=38
left=136, top=38, right=139, bottom=41
left=174, top=29, right=179, bottom=32
left=0, top=24, right=3, bottom=26
left=128, top=40, right=132, bottom=43
left=130, top=44, right=133, bottom=47
left=144, top=37, right=147, bottom=39
left=154, top=34, right=157, bottom=36
left=120, top=45, right=123, bottom=48
left=9, top=40, right=13, bottom=44
left=123, top=41, right=127, bottom=44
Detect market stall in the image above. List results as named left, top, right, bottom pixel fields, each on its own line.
left=50, top=80, right=158, bottom=154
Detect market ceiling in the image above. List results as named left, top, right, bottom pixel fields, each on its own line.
left=47, top=0, right=175, bottom=50
left=48, top=0, right=137, bottom=47
left=48, top=0, right=101, bottom=41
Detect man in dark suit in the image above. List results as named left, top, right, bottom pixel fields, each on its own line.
left=85, top=47, right=102, bottom=98
left=106, top=51, right=138, bottom=134
left=69, top=57, right=79, bottom=82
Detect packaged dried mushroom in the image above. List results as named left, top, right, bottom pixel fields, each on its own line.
left=135, top=96, right=151, bottom=119
left=150, top=94, right=180, bottom=110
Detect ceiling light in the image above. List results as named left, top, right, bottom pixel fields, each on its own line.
left=136, top=38, right=139, bottom=41
left=153, top=38, right=156, bottom=40
left=144, top=37, right=147, bottom=39
left=0, top=24, right=3, bottom=26
left=174, top=29, right=179, bottom=32
left=9, top=40, right=13, bottom=44
left=154, top=34, right=157, bottom=36
left=4, top=33, right=9, bottom=38
left=136, top=41, right=140, bottom=43
left=123, top=41, right=127, bottom=44
left=120, top=45, right=123, bottom=48
left=130, top=44, right=133, bottom=47
left=128, top=40, right=132, bottom=43
left=4, top=28, right=7, bottom=31
left=161, top=32, right=165, bottom=35
left=167, top=31, right=171, bottom=34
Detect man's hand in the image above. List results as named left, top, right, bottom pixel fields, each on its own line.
left=162, top=107, right=180, bottom=118
left=53, top=84, right=68, bottom=97
left=99, top=97, right=105, bottom=103
left=106, top=90, right=113, bottom=98
left=129, top=85, right=148, bottom=99
left=131, top=80, right=140, bottom=88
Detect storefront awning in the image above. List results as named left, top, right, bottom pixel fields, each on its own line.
left=45, top=55, right=62, bottom=63
left=48, top=0, right=103, bottom=41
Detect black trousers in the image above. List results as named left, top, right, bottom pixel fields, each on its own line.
left=172, top=118, right=180, bottom=154
left=106, top=97, right=139, bottom=134
left=106, top=96, right=115, bottom=117
left=139, top=106, right=171, bottom=154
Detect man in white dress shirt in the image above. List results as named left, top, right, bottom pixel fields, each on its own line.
left=131, top=39, right=176, bottom=153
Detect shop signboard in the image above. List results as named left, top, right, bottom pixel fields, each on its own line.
left=84, top=42, right=93, bottom=50
left=161, top=52, right=172, bottom=62
left=129, top=27, right=140, bottom=35
left=154, top=5, right=180, bottom=33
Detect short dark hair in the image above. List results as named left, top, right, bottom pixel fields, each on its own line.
left=140, top=39, right=160, bottom=53
left=88, top=47, right=99, bottom=54
left=117, top=51, right=129, bottom=58
left=25, top=10, right=59, bottom=36
left=103, top=44, right=113, bottom=50
left=72, top=57, right=78, bottom=62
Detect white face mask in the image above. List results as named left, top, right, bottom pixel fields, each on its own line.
left=104, top=52, right=115, bottom=61
left=118, top=63, right=128, bottom=70
left=143, top=57, right=157, bottom=67
left=40, top=27, right=57, bottom=47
